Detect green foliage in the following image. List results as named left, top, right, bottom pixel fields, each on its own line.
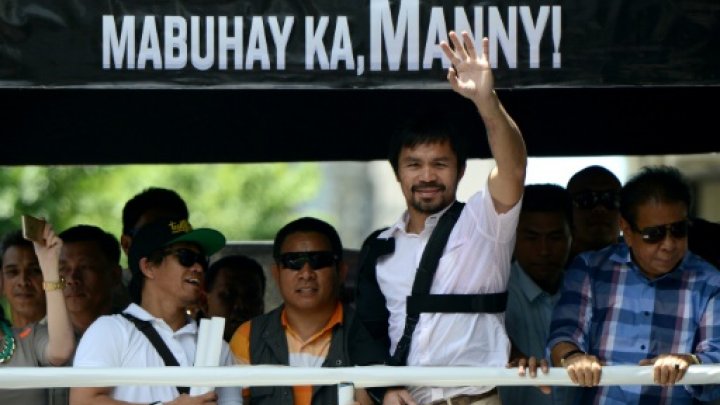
left=0, top=163, right=321, bottom=243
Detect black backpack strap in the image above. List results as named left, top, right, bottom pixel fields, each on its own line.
left=406, top=292, right=508, bottom=314
left=355, top=227, right=395, bottom=351
left=390, top=201, right=464, bottom=366
left=121, top=313, right=190, bottom=395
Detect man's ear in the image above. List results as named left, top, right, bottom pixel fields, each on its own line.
left=619, top=217, right=632, bottom=247
left=139, top=257, right=156, bottom=280
left=458, top=164, right=466, bottom=183
left=120, top=235, right=131, bottom=256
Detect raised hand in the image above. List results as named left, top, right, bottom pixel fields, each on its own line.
left=32, top=221, right=63, bottom=280
left=440, top=31, right=494, bottom=104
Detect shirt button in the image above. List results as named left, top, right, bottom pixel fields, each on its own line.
left=644, top=311, right=650, bottom=316
left=641, top=345, right=646, bottom=350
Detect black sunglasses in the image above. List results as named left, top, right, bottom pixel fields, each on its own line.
left=632, top=220, right=690, bottom=244
left=572, top=190, right=620, bottom=210
left=277, top=251, right=337, bottom=271
left=166, top=248, right=208, bottom=269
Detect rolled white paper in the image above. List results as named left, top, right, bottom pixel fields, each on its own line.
left=338, top=382, right=354, bottom=405
left=190, top=318, right=213, bottom=396
left=206, top=317, right=225, bottom=367
left=195, top=319, right=211, bottom=366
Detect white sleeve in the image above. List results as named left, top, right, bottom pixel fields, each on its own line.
left=466, top=185, right=522, bottom=244
left=73, top=315, right=126, bottom=368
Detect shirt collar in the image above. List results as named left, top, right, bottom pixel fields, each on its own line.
left=123, top=303, right=197, bottom=334
left=281, top=302, right=343, bottom=343
left=512, top=261, right=556, bottom=303
left=386, top=201, right=457, bottom=237
left=613, top=242, right=690, bottom=282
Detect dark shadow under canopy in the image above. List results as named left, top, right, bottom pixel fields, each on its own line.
left=4, top=86, right=718, bottom=165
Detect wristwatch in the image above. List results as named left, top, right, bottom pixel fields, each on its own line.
left=42, top=277, right=66, bottom=292
left=560, top=349, right=586, bottom=367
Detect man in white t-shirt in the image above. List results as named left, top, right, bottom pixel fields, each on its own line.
left=356, top=31, right=534, bottom=405
left=71, top=218, right=242, bottom=405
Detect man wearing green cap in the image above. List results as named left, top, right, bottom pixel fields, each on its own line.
left=71, top=218, right=242, bottom=405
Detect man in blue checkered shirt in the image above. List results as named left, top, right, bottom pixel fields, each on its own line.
left=548, top=165, right=720, bottom=404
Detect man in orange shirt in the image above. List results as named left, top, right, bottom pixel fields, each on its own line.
left=230, top=217, right=404, bottom=404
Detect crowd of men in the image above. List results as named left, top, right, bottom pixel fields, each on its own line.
left=1, top=30, right=720, bottom=405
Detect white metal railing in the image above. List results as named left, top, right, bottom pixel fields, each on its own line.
left=1, top=365, right=719, bottom=389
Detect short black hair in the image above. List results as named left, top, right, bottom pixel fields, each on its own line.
left=522, top=184, right=573, bottom=227
left=121, top=187, right=188, bottom=236
left=273, top=217, right=343, bottom=261
left=388, top=113, right=467, bottom=177
left=567, top=165, right=621, bottom=192
left=206, top=254, right=266, bottom=293
left=59, top=225, right=121, bottom=265
left=688, top=217, right=720, bottom=269
left=0, top=230, right=33, bottom=267
left=127, top=243, right=169, bottom=305
left=620, top=166, right=692, bottom=227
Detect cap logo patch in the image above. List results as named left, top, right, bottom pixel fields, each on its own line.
left=169, top=219, right=192, bottom=234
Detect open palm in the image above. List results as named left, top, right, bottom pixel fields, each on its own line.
left=440, top=31, right=494, bottom=102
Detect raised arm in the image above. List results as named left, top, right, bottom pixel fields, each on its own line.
left=440, top=31, right=526, bottom=212
left=33, top=222, right=75, bottom=365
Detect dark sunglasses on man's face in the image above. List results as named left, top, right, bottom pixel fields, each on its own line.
left=277, top=251, right=337, bottom=271
left=166, top=248, right=208, bottom=269
left=633, top=220, right=690, bottom=244
left=572, top=190, right=620, bottom=210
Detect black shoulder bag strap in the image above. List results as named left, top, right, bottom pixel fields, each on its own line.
left=355, top=227, right=395, bottom=349
left=390, top=201, right=465, bottom=366
left=121, top=313, right=190, bottom=395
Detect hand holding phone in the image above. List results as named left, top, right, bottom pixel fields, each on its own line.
left=21, top=215, right=46, bottom=244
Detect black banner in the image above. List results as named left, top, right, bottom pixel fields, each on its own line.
left=0, top=0, right=718, bottom=89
